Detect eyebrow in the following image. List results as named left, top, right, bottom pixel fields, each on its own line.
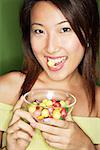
left=31, top=23, right=43, bottom=27
left=57, top=20, right=68, bottom=25
left=31, top=20, right=68, bottom=27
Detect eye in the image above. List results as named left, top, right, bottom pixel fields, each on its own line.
left=32, top=29, right=44, bottom=34
left=60, top=27, right=71, bottom=33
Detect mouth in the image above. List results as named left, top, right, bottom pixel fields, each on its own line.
left=46, top=56, right=67, bottom=71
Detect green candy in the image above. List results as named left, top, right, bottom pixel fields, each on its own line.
left=60, top=116, right=64, bottom=120
left=66, top=107, right=69, bottom=112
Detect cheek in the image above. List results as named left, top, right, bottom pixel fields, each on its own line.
left=69, top=43, right=85, bottom=66
left=70, top=42, right=84, bottom=53
left=64, top=37, right=84, bottom=55
left=30, top=36, right=46, bottom=53
left=69, top=43, right=85, bottom=62
left=31, top=39, right=40, bottom=53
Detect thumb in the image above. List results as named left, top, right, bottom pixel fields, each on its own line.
left=65, top=114, right=74, bottom=122
left=9, top=95, right=25, bottom=126
left=13, top=95, right=25, bottom=112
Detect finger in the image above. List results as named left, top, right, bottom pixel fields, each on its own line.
left=9, top=96, right=25, bottom=126
left=13, top=95, right=25, bottom=112
left=65, top=114, right=74, bottom=122
left=9, top=109, right=36, bottom=126
left=7, top=130, right=32, bottom=142
left=42, top=118, right=69, bottom=128
left=7, top=119, right=35, bottom=137
left=42, top=132, right=69, bottom=144
left=31, top=122, right=69, bottom=136
left=46, top=140, right=67, bottom=150
left=17, top=139, right=30, bottom=149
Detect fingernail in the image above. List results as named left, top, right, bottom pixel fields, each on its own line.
left=43, top=118, right=51, bottom=123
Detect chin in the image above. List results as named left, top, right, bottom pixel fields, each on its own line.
left=47, top=73, right=67, bottom=81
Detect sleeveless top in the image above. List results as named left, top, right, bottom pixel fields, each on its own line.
left=0, top=102, right=100, bottom=150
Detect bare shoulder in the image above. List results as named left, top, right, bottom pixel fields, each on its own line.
left=95, top=86, right=100, bottom=117
left=0, top=72, right=26, bottom=105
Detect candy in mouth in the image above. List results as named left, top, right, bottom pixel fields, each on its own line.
left=47, top=56, right=66, bottom=67
left=47, top=60, right=55, bottom=67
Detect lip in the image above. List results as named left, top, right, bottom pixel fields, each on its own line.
left=45, top=56, right=66, bottom=59
left=45, top=56, right=68, bottom=71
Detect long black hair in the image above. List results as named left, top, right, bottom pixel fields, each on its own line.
left=20, top=0, right=99, bottom=112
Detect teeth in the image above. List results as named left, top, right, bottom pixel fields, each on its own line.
left=47, top=57, right=66, bottom=67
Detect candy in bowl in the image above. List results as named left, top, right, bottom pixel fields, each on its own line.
left=23, top=89, right=76, bottom=121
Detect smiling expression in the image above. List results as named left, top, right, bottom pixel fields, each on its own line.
left=30, top=1, right=85, bottom=81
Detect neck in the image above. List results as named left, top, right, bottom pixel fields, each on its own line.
left=38, top=70, right=83, bottom=91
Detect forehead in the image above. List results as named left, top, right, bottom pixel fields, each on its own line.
left=31, top=1, right=66, bottom=24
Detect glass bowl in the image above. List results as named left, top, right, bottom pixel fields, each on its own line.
left=23, top=89, right=76, bottom=121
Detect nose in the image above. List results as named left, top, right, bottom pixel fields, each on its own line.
left=46, top=33, right=60, bottom=54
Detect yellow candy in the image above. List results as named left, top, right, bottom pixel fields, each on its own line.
left=46, top=100, right=52, bottom=107
left=41, top=109, right=49, bottom=117
left=40, top=102, right=46, bottom=108
left=55, top=107, right=62, bottom=111
left=42, top=99, right=48, bottom=104
left=28, top=105, right=36, bottom=113
left=60, top=100, right=66, bottom=107
left=52, top=109, right=61, bottom=119
left=37, top=115, right=44, bottom=120
left=32, top=102, right=37, bottom=105
left=47, top=60, right=55, bottom=67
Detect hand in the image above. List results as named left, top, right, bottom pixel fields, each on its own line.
left=6, top=96, right=37, bottom=150
left=31, top=118, right=95, bottom=150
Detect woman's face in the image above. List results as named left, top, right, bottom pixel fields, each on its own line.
left=30, top=1, right=85, bottom=81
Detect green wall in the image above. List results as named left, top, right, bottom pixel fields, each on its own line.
left=0, top=0, right=23, bottom=75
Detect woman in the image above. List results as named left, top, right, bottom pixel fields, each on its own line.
left=0, top=0, right=100, bottom=149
